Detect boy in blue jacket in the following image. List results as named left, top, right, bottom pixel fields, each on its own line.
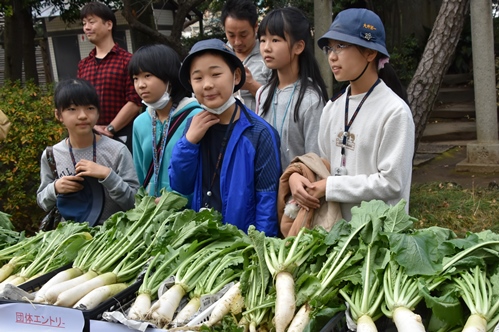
left=170, top=39, right=281, bottom=236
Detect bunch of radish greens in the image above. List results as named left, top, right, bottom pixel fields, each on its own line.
left=198, top=199, right=498, bottom=332
left=5, top=192, right=498, bottom=332
left=0, top=221, right=93, bottom=293
left=33, top=190, right=189, bottom=310
left=127, top=208, right=249, bottom=329
left=295, top=200, right=499, bottom=332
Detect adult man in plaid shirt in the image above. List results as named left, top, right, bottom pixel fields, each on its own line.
left=78, top=2, right=141, bottom=153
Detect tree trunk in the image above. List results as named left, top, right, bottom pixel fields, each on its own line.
left=407, top=0, right=470, bottom=151
left=21, top=4, right=38, bottom=84
left=4, top=0, right=23, bottom=81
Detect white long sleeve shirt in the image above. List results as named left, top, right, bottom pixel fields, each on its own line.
left=319, top=80, right=415, bottom=220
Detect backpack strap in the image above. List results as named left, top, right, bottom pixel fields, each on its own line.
left=46, top=146, right=59, bottom=179
left=143, top=105, right=200, bottom=189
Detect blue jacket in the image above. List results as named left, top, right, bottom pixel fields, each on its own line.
left=169, top=101, right=281, bottom=236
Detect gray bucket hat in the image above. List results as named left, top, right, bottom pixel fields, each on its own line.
left=317, top=8, right=389, bottom=58
left=179, top=38, right=246, bottom=93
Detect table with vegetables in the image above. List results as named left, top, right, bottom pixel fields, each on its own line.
left=0, top=190, right=498, bottom=332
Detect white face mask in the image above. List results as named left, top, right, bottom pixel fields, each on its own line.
left=142, top=83, right=171, bottom=110
left=200, top=79, right=236, bottom=115
left=201, top=95, right=236, bottom=115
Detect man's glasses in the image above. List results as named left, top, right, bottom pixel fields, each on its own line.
left=322, top=43, right=351, bottom=55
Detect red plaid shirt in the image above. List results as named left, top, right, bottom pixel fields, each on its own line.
left=77, top=43, right=141, bottom=125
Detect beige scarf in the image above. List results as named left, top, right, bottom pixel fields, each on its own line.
left=278, top=153, right=342, bottom=237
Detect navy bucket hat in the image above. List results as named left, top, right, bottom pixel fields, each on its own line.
left=57, top=176, right=104, bottom=226
left=179, top=39, right=246, bottom=93
left=317, top=8, right=389, bottom=58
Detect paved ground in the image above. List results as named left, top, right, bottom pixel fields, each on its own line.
left=413, top=141, right=499, bottom=189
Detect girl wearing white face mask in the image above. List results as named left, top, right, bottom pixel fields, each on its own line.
left=129, top=44, right=203, bottom=198
left=169, top=39, right=282, bottom=237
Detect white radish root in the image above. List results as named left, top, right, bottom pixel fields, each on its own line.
left=392, top=306, right=426, bottom=332
left=34, top=267, right=83, bottom=303
left=73, top=283, right=127, bottom=310
left=287, top=303, right=311, bottom=332
left=54, top=272, right=117, bottom=307
left=0, top=263, right=15, bottom=282
left=172, top=296, right=200, bottom=326
left=148, top=284, right=186, bottom=327
left=238, top=316, right=249, bottom=332
left=0, top=275, right=18, bottom=293
left=275, top=271, right=295, bottom=332
left=7, top=275, right=27, bottom=286
left=127, top=292, right=152, bottom=321
left=462, top=314, right=487, bottom=332
left=357, top=314, right=378, bottom=332
left=206, top=282, right=243, bottom=327
left=44, top=270, right=98, bottom=304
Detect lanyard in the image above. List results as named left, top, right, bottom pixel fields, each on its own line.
left=338, top=78, right=381, bottom=172
left=151, top=108, right=174, bottom=196
left=68, top=133, right=97, bottom=170
left=205, top=104, right=238, bottom=200
left=272, top=82, right=297, bottom=137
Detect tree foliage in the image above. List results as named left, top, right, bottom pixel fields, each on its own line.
left=0, top=81, right=65, bottom=234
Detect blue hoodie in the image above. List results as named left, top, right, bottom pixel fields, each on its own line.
left=169, top=100, right=281, bottom=236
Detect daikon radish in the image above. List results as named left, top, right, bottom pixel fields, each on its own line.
left=44, top=270, right=98, bottom=304
left=33, top=267, right=83, bottom=303
left=356, top=314, right=378, bottom=332
left=206, top=282, right=244, bottom=327
left=392, top=307, right=425, bottom=332
left=4, top=275, right=26, bottom=287
left=73, top=283, right=127, bottom=310
left=172, top=296, right=200, bottom=326
left=148, top=284, right=186, bottom=327
left=127, top=292, right=152, bottom=321
left=263, top=228, right=316, bottom=332
left=274, top=271, right=295, bottom=332
left=462, top=314, right=487, bottom=332
left=54, top=271, right=117, bottom=307
left=0, top=274, right=18, bottom=293
left=238, top=316, right=249, bottom=332
left=0, top=263, right=15, bottom=282
left=286, top=304, right=311, bottom=332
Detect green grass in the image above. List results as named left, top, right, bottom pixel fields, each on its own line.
left=409, top=182, right=499, bottom=237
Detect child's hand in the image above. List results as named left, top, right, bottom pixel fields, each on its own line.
left=289, top=173, right=321, bottom=210
left=93, top=125, right=112, bottom=137
left=74, top=160, right=111, bottom=180
left=55, top=176, right=84, bottom=194
left=185, top=111, right=220, bottom=144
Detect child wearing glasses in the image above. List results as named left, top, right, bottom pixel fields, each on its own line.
left=288, top=8, right=415, bottom=221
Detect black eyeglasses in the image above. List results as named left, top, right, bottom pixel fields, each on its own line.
left=322, top=43, right=351, bottom=55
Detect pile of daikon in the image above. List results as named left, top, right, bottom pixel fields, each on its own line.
left=2, top=193, right=499, bottom=332
left=0, top=221, right=93, bottom=293
left=32, top=191, right=189, bottom=309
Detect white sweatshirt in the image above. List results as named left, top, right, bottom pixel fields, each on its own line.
left=319, top=80, right=415, bottom=220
